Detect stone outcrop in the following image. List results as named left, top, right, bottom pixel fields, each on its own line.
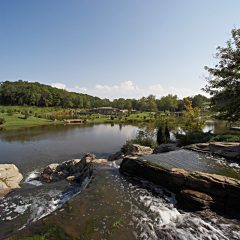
left=40, top=153, right=95, bottom=183
left=108, top=144, right=153, bottom=162
left=108, top=151, right=124, bottom=161
left=184, top=142, right=240, bottom=160
left=125, top=144, right=153, bottom=156
left=87, top=158, right=109, bottom=165
left=120, top=157, right=240, bottom=215
left=0, top=164, right=23, bottom=197
left=177, top=189, right=214, bottom=210
left=153, top=143, right=179, bottom=154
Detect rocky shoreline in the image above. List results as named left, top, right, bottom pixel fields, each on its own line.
left=0, top=164, right=23, bottom=198
left=120, top=156, right=240, bottom=215
left=184, top=142, right=240, bottom=160
left=116, top=143, right=240, bottom=216
left=1, top=142, right=240, bottom=218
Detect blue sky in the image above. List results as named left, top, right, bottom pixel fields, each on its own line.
left=0, top=0, right=240, bottom=99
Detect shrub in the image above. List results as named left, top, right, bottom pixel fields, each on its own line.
left=122, top=129, right=157, bottom=151
left=157, top=124, right=171, bottom=144
left=22, top=111, right=30, bottom=119
left=7, top=109, right=13, bottom=116
left=0, top=117, right=6, bottom=125
left=210, top=134, right=240, bottom=142
left=176, top=132, right=212, bottom=146
left=49, top=115, right=56, bottom=121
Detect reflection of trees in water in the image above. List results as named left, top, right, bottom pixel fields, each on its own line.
left=0, top=120, right=233, bottom=144
left=0, top=123, right=140, bottom=143
left=132, top=118, right=233, bottom=141
left=0, top=124, right=95, bottom=143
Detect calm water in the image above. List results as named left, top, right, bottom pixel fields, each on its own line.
left=0, top=124, right=138, bottom=175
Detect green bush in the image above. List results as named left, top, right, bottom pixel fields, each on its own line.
left=122, top=129, right=157, bottom=151
left=21, top=111, right=30, bottom=119
left=210, top=134, right=240, bottom=142
left=157, top=124, right=170, bottom=144
left=0, top=117, right=6, bottom=125
left=7, top=109, right=13, bottom=116
left=176, top=132, right=212, bottom=146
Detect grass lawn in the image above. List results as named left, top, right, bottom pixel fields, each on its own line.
left=0, top=105, right=169, bottom=130
left=83, top=112, right=158, bottom=124
left=0, top=113, right=61, bottom=130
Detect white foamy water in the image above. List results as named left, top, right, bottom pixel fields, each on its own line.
left=1, top=167, right=240, bottom=240
left=114, top=174, right=240, bottom=240
left=24, top=170, right=42, bottom=186
left=205, top=154, right=240, bottom=169
left=0, top=174, right=91, bottom=234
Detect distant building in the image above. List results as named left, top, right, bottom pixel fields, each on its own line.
left=90, top=107, right=119, bottom=115
left=119, top=109, right=128, bottom=113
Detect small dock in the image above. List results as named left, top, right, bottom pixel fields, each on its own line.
left=64, top=119, right=86, bottom=124
left=230, top=126, right=240, bottom=131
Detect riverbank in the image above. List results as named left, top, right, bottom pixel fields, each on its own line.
left=1, top=106, right=239, bottom=135
left=0, top=106, right=166, bottom=130
left=5, top=146, right=240, bottom=240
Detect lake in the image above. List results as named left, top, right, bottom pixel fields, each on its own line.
left=0, top=124, right=138, bottom=175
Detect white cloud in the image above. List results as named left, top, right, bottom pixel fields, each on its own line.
left=51, top=81, right=203, bottom=99
left=68, top=85, right=88, bottom=93
left=51, top=82, right=66, bottom=89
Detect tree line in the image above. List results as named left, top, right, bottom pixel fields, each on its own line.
left=0, top=80, right=209, bottom=112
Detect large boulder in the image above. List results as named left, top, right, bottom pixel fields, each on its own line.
left=40, top=153, right=95, bottom=182
left=0, top=164, right=23, bottom=197
left=108, top=144, right=153, bottom=162
left=177, top=189, right=214, bottom=210
left=209, top=142, right=240, bottom=159
left=108, top=151, right=124, bottom=161
left=153, top=143, right=179, bottom=154
left=124, top=144, right=153, bottom=156
left=120, top=157, right=240, bottom=215
left=184, top=142, right=240, bottom=160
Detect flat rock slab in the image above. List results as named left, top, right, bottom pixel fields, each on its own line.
left=0, top=164, right=23, bottom=197
left=140, top=149, right=240, bottom=180
left=184, top=142, right=240, bottom=160
left=120, top=154, right=240, bottom=216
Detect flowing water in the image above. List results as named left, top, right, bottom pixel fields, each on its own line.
left=0, top=123, right=240, bottom=239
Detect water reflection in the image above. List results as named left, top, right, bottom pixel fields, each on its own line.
left=203, top=120, right=238, bottom=134
left=0, top=120, right=237, bottom=175
left=0, top=124, right=138, bottom=174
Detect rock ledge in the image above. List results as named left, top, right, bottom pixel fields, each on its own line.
left=120, top=156, right=240, bottom=215
left=184, top=142, right=240, bottom=160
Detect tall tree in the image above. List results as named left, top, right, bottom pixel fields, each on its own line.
left=183, top=99, right=205, bottom=132
left=158, top=94, right=178, bottom=112
left=192, top=94, right=209, bottom=108
left=204, top=28, right=240, bottom=122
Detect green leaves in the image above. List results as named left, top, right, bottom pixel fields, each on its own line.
left=204, top=28, right=240, bottom=122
